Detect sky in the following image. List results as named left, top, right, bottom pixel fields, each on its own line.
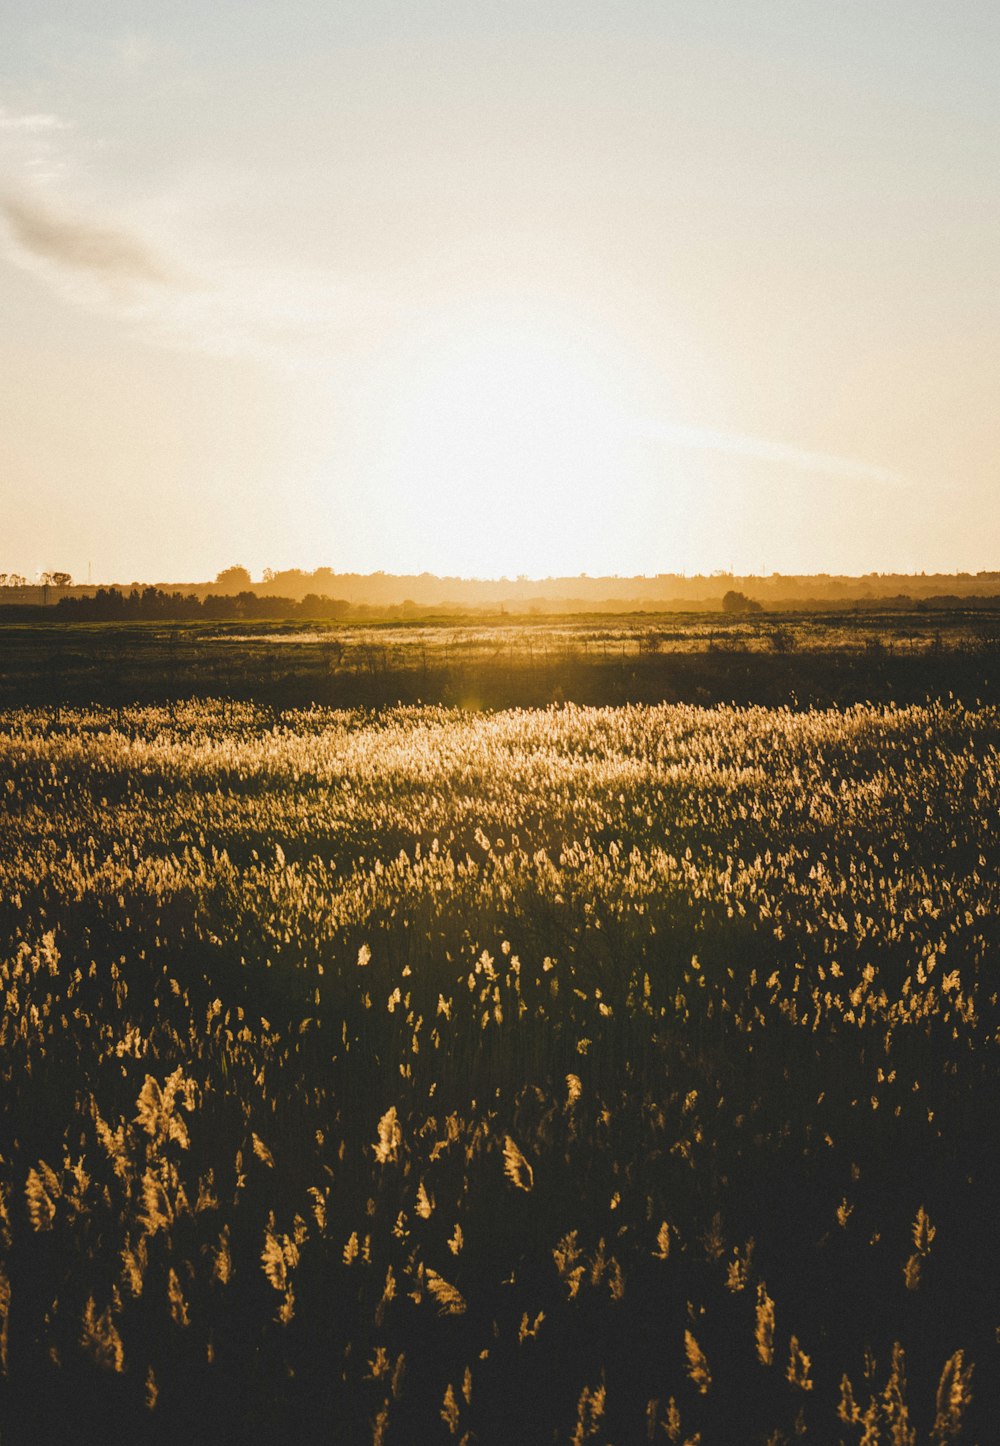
left=1, top=1, right=998, bottom=583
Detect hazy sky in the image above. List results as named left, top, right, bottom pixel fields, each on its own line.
left=2, top=1, right=998, bottom=582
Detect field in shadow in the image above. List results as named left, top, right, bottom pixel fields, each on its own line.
left=1, top=608, right=997, bottom=712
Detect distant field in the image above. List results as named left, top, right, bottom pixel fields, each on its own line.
left=1, top=607, right=998, bottom=711
left=1, top=700, right=997, bottom=1441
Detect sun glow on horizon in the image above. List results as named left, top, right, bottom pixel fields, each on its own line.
left=343, top=302, right=685, bottom=578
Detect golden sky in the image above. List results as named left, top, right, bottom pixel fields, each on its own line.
left=2, top=2, right=998, bottom=582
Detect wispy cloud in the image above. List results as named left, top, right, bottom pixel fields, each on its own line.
left=0, top=93, right=393, bottom=366
left=633, top=419, right=909, bottom=490
left=0, top=184, right=391, bottom=367
left=0, top=103, right=80, bottom=186
left=2, top=191, right=178, bottom=286
left=0, top=109, right=73, bottom=133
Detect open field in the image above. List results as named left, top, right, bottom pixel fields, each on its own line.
left=0, top=699, right=998, bottom=1442
left=1, top=607, right=998, bottom=712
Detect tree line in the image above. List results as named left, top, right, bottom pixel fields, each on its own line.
left=55, top=587, right=352, bottom=622
left=0, top=571, right=72, bottom=589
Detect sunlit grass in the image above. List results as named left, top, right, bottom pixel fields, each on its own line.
left=0, top=700, right=996, bottom=1441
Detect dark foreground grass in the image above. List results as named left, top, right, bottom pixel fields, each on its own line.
left=0, top=699, right=997, bottom=1442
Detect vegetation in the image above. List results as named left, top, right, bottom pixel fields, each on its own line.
left=0, top=698, right=997, bottom=1442
left=721, top=590, right=763, bottom=615
left=53, top=586, right=352, bottom=623
left=4, top=567, right=1000, bottom=615
left=1, top=608, right=998, bottom=715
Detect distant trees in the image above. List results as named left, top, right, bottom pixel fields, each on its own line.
left=215, top=565, right=253, bottom=590
left=58, top=587, right=202, bottom=621
left=722, top=590, right=762, bottom=615
left=56, top=587, right=351, bottom=622
left=0, top=572, right=71, bottom=590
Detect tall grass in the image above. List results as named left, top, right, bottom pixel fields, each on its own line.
left=0, top=700, right=996, bottom=1442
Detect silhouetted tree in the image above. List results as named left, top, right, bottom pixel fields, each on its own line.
left=722, top=590, right=762, bottom=615
left=215, top=565, right=253, bottom=590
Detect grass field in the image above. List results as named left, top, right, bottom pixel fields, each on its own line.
left=1, top=697, right=997, bottom=1442
left=1, top=607, right=998, bottom=713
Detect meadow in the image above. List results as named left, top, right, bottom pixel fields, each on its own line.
left=0, top=696, right=997, bottom=1442
left=1, top=606, right=998, bottom=714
